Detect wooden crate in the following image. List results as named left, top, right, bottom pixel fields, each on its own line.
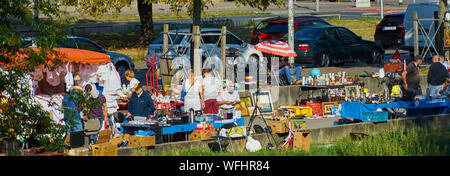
left=293, top=132, right=311, bottom=152
left=109, top=137, right=123, bottom=146
left=92, top=142, right=117, bottom=156
left=97, top=129, right=112, bottom=144
left=267, top=121, right=287, bottom=134
left=124, top=134, right=139, bottom=147
left=66, top=148, right=89, bottom=156
left=190, top=129, right=216, bottom=141
left=136, top=136, right=156, bottom=147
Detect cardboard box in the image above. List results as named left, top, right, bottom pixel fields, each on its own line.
left=66, top=148, right=89, bottom=156
left=92, top=142, right=117, bottom=156
left=97, top=129, right=112, bottom=144
left=190, top=129, right=216, bottom=141
left=293, top=132, right=311, bottom=152
left=267, top=121, right=287, bottom=134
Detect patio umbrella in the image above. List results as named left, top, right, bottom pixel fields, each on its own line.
left=254, top=40, right=297, bottom=58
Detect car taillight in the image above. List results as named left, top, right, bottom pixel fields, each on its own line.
left=177, top=46, right=187, bottom=55
left=251, top=33, right=258, bottom=39
left=376, top=24, right=383, bottom=29
left=259, top=33, right=270, bottom=40
left=298, top=44, right=309, bottom=51
left=397, top=24, right=403, bottom=28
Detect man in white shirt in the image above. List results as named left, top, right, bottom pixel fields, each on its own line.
left=217, top=81, right=240, bottom=119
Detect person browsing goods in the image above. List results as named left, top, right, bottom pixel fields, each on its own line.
left=126, top=83, right=155, bottom=121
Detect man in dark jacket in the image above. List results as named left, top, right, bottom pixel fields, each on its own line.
left=427, top=55, right=449, bottom=98
left=126, top=83, right=155, bottom=121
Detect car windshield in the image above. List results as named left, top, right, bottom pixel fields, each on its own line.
left=379, top=15, right=404, bottom=26
left=294, top=28, right=323, bottom=39
left=152, top=34, right=185, bottom=44
left=257, top=22, right=288, bottom=34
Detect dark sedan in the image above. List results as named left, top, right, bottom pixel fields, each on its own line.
left=282, top=26, right=384, bottom=67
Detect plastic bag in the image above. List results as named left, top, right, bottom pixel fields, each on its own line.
left=245, top=135, right=262, bottom=152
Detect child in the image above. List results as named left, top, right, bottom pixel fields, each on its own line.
left=124, top=70, right=140, bottom=99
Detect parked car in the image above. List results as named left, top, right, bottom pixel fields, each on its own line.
left=375, top=12, right=405, bottom=49
left=22, top=36, right=135, bottom=81
left=403, top=1, right=444, bottom=58
left=281, top=26, right=384, bottom=67
left=147, top=28, right=264, bottom=68
left=250, top=16, right=330, bottom=45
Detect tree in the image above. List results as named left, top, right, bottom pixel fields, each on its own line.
left=63, top=0, right=284, bottom=46
left=1, top=0, right=69, bottom=154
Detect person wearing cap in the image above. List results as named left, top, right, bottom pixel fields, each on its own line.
left=201, top=68, right=222, bottom=115
left=126, top=83, right=155, bottom=121
left=268, top=56, right=302, bottom=85
left=62, top=86, right=84, bottom=132
left=217, top=81, right=240, bottom=119
left=401, top=55, right=423, bottom=100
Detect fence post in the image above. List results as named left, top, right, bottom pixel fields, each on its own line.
left=193, top=25, right=201, bottom=77
left=221, top=26, right=226, bottom=79
left=163, top=24, right=169, bottom=58
left=414, top=12, right=419, bottom=57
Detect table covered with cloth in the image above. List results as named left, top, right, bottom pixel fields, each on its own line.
left=340, top=98, right=450, bottom=120
left=120, top=117, right=245, bottom=135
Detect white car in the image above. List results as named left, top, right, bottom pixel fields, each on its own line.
left=146, top=28, right=264, bottom=69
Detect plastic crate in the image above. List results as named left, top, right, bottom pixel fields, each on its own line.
left=280, top=106, right=313, bottom=117
left=305, top=102, right=323, bottom=115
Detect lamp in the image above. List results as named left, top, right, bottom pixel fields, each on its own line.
left=445, top=11, right=450, bottom=22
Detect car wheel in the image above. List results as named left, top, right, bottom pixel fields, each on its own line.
left=369, top=49, right=383, bottom=65
left=319, top=53, right=330, bottom=67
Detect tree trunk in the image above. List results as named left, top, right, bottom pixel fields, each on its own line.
left=137, top=0, right=153, bottom=46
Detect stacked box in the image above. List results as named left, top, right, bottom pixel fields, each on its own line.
left=92, top=142, right=117, bottom=156
left=293, top=132, right=311, bottom=152
left=305, top=102, right=322, bottom=115
left=280, top=106, right=312, bottom=117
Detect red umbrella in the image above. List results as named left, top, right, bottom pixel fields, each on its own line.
left=254, top=40, right=297, bottom=58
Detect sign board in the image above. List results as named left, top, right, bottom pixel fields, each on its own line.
left=356, top=0, right=371, bottom=8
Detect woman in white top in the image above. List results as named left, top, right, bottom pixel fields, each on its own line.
left=201, top=68, right=222, bottom=114
left=183, top=70, right=203, bottom=113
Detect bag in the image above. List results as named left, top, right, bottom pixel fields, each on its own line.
left=246, top=135, right=262, bottom=152
left=84, top=118, right=100, bottom=136
left=69, top=130, right=85, bottom=148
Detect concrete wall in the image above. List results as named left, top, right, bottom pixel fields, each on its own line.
left=117, top=113, right=450, bottom=155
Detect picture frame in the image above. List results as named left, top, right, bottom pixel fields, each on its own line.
left=344, top=85, right=360, bottom=98
left=322, top=102, right=338, bottom=115
left=251, top=91, right=274, bottom=114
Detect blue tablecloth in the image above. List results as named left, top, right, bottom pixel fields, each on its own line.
left=340, top=98, right=450, bottom=120
left=121, top=118, right=245, bottom=135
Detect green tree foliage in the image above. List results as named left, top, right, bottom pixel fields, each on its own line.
left=62, top=0, right=284, bottom=45
left=0, top=0, right=69, bottom=154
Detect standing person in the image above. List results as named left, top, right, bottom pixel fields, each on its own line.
left=126, top=83, right=155, bottom=121
left=217, top=81, right=240, bottom=119
left=83, top=84, right=108, bottom=144
left=427, top=55, right=449, bottom=98
left=183, top=70, right=203, bottom=114
left=123, top=70, right=140, bottom=100
left=401, top=55, right=423, bottom=101
left=201, top=68, right=222, bottom=115
left=62, top=86, right=83, bottom=132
